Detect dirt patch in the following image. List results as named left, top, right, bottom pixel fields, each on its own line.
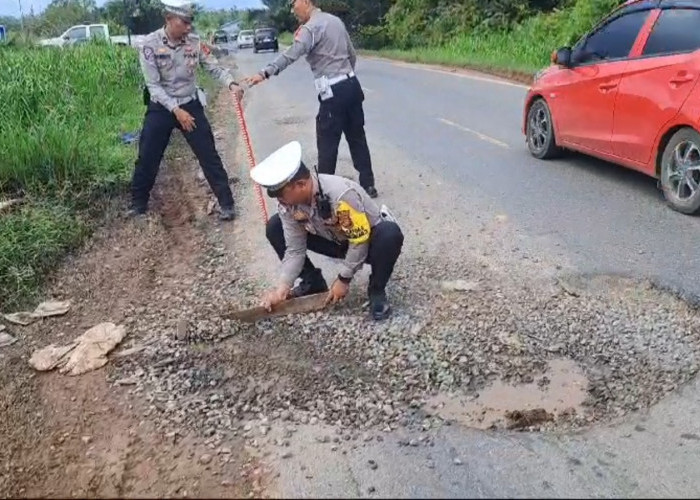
left=0, top=93, right=258, bottom=497
left=426, top=358, right=589, bottom=431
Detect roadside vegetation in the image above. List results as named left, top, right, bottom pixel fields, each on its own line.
left=357, top=0, right=621, bottom=76
left=0, top=43, right=143, bottom=309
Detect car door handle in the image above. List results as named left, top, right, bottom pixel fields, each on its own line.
left=598, top=83, right=618, bottom=91
left=670, top=75, right=694, bottom=85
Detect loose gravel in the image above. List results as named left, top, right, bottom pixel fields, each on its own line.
left=108, top=216, right=700, bottom=438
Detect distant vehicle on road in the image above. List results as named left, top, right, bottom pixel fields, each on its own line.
left=237, top=29, right=254, bottom=49
left=253, top=27, right=278, bottom=53
left=212, top=30, right=229, bottom=44
left=523, top=0, right=700, bottom=215
left=38, top=23, right=146, bottom=49
left=210, top=29, right=232, bottom=56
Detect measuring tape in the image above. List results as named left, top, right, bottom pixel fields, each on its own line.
left=232, top=91, right=269, bottom=224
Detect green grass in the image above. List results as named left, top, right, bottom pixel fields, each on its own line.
left=366, top=18, right=566, bottom=77
left=361, top=0, right=620, bottom=79
left=0, top=42, right=144, bottom=310
left=0, top=43, right=144, bottom=195
left=0, top=203, right=90, bottom=308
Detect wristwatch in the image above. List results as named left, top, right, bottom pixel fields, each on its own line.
left=337, top=274, right=352, bottom=284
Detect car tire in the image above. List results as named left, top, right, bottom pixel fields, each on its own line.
left=526, top=98, right=561, bottom=160
left=659, top=127, right=700, bottom=215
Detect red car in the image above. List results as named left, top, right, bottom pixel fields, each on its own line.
left=523, top=0, right=700, bottom=214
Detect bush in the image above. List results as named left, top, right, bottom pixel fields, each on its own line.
left=0, top=42, right=143, bottom=197
left=0, top=42, right=144, bottom=309
left=354, top=25, right=391, bottom=50
left=373, top=0, right=626, bottom=73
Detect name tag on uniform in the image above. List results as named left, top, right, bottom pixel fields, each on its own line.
left=314, top=76, right=334, bottom=101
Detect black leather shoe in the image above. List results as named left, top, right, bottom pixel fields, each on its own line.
left=369, top=292, right=391, bottom=321
left=290, top=271, right=329, bottom=298
left=365, top=186, right=378, bottom=198
left=219, top=207, right=235, bottom=221
left=127, top=206, right=146, bottom=218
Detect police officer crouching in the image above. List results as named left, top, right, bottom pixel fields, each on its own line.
left=250, top=141, right=404, bottom=321
left=130, top=0, right=244, bottom=220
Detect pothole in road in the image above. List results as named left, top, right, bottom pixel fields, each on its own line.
left=557, top=272, right=658, bottom=300
left=426, top=358, right=589, bottom=431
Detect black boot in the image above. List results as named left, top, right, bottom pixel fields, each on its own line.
left=290, top=268, right=328, bottom=298
left=368, top=289, right=391, bottom=321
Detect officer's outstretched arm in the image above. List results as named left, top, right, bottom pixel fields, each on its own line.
left=337, top=190, right=371, bottom=282
left=278, top=211, right=309, bottom=288
left=259, top=26, right=314, bottom=78
left=198, top=40, right=238, bottom=89
left=140, top=44, right=179, bottom=111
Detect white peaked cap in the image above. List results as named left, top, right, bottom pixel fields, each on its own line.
left=161, top=0, right=195, bottom=19
left=250, top=141, right=304, bottom=193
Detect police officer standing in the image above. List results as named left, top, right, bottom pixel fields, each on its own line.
left=249, top=141, right=403, bottom=321
left=243, top=0, right=379, bottom=199
left=130, top=0, right=244, bottom=220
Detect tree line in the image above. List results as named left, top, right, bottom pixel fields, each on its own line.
left=262, top=0, right=623, bottom=49
left=3, top=0, right=623, bottom=48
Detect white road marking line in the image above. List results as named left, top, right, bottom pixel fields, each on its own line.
left=390, top=60, right=529, bottom=89
left=438, top=118, right=510, bottom=149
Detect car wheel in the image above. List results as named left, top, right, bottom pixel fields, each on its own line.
left=659, top=127, right=700, bottom=215
left=526, top=98, right=561, bottom=160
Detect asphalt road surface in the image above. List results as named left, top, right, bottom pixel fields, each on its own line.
left=229, top=48, right=700, bottom=498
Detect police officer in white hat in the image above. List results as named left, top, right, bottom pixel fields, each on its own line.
left=251, top=141, right=404, bottom=321
left=130, top=0, right=244, bottom=220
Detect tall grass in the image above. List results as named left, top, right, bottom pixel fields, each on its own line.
left=0, top=42, right=143, bottom=309
left=0, top=42, right=143, bottom=196
left=365, top=0, right=621, bottom=76
left=373, top=14, right=566, bottom=75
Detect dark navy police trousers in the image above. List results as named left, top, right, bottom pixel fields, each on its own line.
left=131, top=99, right=234, bottom=211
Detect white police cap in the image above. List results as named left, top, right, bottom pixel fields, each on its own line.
left=161, top=0, right=195, bottom=20
left=250, top=141, right=303, bottom=194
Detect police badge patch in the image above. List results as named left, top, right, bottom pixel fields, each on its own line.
left=143, top=46, right=154, bottom=60
left=335, top=201, right=371, bottom=244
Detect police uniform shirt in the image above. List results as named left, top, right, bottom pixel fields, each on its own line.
left=140, top=27, right=236, bottom=111
left=277, top=174, right=381, bottom=287
left=260, top=8, right=356, bottom=79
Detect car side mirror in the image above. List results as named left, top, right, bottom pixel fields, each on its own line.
left=551, top=47, right=572, bottom=67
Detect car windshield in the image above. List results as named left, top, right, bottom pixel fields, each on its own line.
left=256, top=29, right=274, bottom=36
left=239, top=30, right=253, bottom=36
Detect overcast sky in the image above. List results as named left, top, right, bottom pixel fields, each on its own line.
left=0, top=0, right=265, bottom=18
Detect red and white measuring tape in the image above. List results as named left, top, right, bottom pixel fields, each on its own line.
left=231, top=91, right=269, bottom=224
